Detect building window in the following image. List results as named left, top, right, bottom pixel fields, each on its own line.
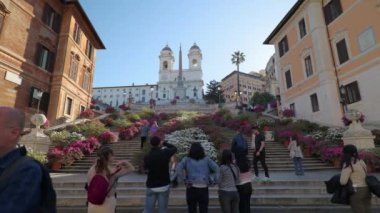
left=0, top=2, right=10, bottom=34
left=85, top=40, right=93, bottom=60
left=82, top=71, right=90, bottom=91
left=290, top=103, right=295, bottom=115
left=35, top=44, right=55, bottom=72
left=304, top=55, right=313, bottom=77
left=73, top=22, right=81, bottom=44
left=69, top=55, right=79, bottom=81
left=323, top=0, right=343, bottom=25
left=343, top=81, right=361, bottom=104
left=80, top=105, right=85, bottom=113
left=278, top=36, right=289, bottom=57
left=285, top=70, right=292, bottom=89
left=142, top=89, right=145, bottom=95
left=42, top=4, right=61, bottom=33
left=336, top=38, right=349, bottom=64
left=358, top=27, right=376, bottom=53
left=65, top=97, right=73, bottom=115
left=298, top=18, right=307, bottom=38
left=310, top=93, right=319, bottom=112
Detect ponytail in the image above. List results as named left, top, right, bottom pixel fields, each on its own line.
left=95, top=146, right=114, bottom=176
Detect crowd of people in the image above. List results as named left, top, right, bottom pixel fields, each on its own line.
left=0, top=106, right=374, bottom=213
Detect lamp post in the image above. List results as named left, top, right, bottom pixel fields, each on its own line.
left=36, top=90, right=43, bottom=114
left=339, top=85, right=347, bottom=113
left=234, top=91, right=238, bottom=108
left=217, top=86, right=221, bottom=108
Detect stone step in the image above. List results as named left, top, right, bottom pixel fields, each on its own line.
left=57, top=205, right=380, bottom=213
left=55, top=186, right=326, bottom=196
left=57, top=194, right=380, bottom=206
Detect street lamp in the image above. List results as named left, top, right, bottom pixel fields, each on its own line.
left=339, top=85, right=347, bottom=113
left=234, top=91, right=238, bottom=108
left=35, top=90, right=43, bottom=114
left=217, top=86, right=221, bottom=108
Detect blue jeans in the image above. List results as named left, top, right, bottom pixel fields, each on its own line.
left=293, top=157, right=304, bottom=175
left=144, top=187, right=170, bottom=213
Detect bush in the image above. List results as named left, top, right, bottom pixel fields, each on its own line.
left=112, top=118, right=132, bottom=129
left=282, top=108, right=295, bottom=117
left=253, top=105, right=266, bottom=113
left=126, top=113, right=141, bottom=122
left=98, top=130, right=117, bottom=144
left=78, top=121, right=107, bottom=138
left=320, top=146, right=342, bottom=163
left=50, top=130, right=71, bottom=147
left=80, top=109, right=95, bottom=119
left=291, top=119, right=320, bottom=133
left=279, top=118, right=293, bottom=126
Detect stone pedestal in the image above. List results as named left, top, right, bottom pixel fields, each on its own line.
left=342, top=110, right=375, bottom=149
left=20, top=114, right=51, bottom=154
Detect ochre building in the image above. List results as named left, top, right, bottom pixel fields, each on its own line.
left=264, top=0, right=380, bottom=126
left=0, top=0, right=105, bottom=124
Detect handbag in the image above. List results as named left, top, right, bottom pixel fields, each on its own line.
left=330, top=179, right=355, bottom=205
left=361, top=163, right=380, bottom=197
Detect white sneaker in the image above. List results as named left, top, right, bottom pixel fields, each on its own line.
left=263, top=177, right=271, bottom=182
left=253, top=176, right=261, bottom=181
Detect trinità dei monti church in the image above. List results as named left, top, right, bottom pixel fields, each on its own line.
left=93, top=43, right=204, bottom=106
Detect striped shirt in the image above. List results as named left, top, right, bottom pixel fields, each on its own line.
left=218, top=164, right=239, bottom=191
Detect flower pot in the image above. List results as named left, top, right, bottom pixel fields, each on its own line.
left=303, top=147, right=312, bottom=157
left=50, top=161, right=62, bottom=171
left=333, top=159, right=341, bottom=169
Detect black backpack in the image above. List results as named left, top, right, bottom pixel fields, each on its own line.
left=0, top=152, right=57, bottom=213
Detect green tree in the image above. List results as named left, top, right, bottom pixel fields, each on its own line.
left=250, top=91, right=275, bottom=106
left=231, top=51, right=245, bottom=95
left=204, top=80, right=225, bottom=104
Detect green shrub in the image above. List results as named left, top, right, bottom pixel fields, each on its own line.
left=137, top=107, right=155, bottom=119
left=279, top=118, right=293, bottom=126
left=291, top=119, right=320, bottom=133
left=112, top=118, right=132, bottom=129
left=78, top=121, right=107, bottom=138
left=50, top=130, right=71, bottom=147
left=126, top=113, right=141, bottom=122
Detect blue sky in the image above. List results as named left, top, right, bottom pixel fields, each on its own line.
left=80, top=0, right=297, bottom=87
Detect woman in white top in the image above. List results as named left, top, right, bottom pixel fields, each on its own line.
left=340, top=144, right=371, bottom=213
left=87, top=146, right=135, bottom=213
left=287, top=135, right=304, bottom=176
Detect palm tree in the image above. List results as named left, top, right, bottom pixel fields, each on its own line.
left=231, top=51, right=245, bottom=106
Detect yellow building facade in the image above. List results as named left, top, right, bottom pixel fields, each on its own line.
left=221, top=71, right=265, bottom=105
left=0, top=0, right=104, bottom=124
left=264, top=0, right=380, bottom=126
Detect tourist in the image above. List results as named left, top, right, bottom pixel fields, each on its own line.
left=252, top=126, right=270, bottom=181
left=149, top=120, right=159, bottom=137
left=0, top=106, right=56, bottom=213
left=218, top=150, right=239, bottom=213
left=144, top=136, right=177, bottom=213
left=176, top=142, right=220, bottom=213
left=140, top=122, right=150, bottom=149
left=236, top=157, right=252, bottom=213
left=287, top=134, right=304, bottom=176
left=87, top=146, right=135, bottom=213
left=231, top=127, right=248, bottom=166
left=340, top=144, right=371, bottom=213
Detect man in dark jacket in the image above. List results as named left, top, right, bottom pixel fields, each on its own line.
left=252, top=126, right=270, bottom=182
left=231, top=127, right=248, bottom=166
left=144, top=136, right=177, bottom=213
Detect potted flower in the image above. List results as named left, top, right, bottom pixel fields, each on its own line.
left=321, top=146, right=343, bottom=168
left=359, top=150, right=380, bottom=173
left=98, top=130, right=117, bottom=144
left=47, top=148, right=65, bottom=171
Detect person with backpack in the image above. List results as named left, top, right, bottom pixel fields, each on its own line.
left=143, top=136, right=177, bottom=213
left=176, top=142, right=220, bottom=213
left=231, top=127, right=248, bottom=166
left=252, top=126, right=270, bottom=182
left=0, top=106, right=56, bottom=213
left=87, top=146, right=135, bottom=213
left=218, top=150, right=240, bottom=213
left=287, top=134, right=304, bottom=176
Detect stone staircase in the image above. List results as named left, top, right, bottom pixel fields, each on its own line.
left=58, top=138, right=141, bottom=173
left=55, top=178, right=380, bottom=212
left=220, top=130, right=334, bottom=171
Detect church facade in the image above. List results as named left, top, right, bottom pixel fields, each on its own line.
left=157, top=44, right=204, bottom=102
left=93, top=44, right=204, bottom=106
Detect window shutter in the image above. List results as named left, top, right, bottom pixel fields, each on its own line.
left=53, top=13, right=61, bottom=33
left=48, top=51, right=55, bottom=73
left=35, top=43, right=42, bottom=66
